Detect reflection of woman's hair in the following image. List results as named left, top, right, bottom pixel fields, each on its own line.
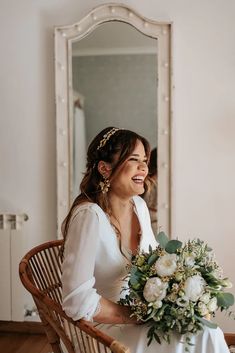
left=148, top=147, right=157, bottom=177
left=62, top=127, right=151, bottom=241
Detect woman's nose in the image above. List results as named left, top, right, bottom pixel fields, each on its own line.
left=138, top=161, right=148, bottom=171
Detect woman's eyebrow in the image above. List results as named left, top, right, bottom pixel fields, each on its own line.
left=130, top=153, right=147, bottom=158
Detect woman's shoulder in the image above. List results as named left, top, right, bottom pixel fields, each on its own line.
left=71, top=201, right=105, bottom=222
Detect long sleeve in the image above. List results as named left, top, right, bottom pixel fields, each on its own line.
left=61, top=206, right=101, bottom=321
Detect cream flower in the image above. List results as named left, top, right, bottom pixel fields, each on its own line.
left=200, top=293, right=210, bottom=304
left=184, top=275, right=206, bottom=302
left=155, top=254, right=178, bottom=277
left=207, top=297, right=217, bottom=312
left=143, top=277, right=168, bottom=302
left=184, top=253, right=196, bottom=267
left=198, top=302, right=209, bottom=316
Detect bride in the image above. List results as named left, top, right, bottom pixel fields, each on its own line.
left=61, top=127, right=229, bottom=353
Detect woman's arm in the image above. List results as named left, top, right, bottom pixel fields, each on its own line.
left=62, top=206, right=138, bottom=324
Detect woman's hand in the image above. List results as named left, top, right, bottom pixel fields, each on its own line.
left=93, top=297, right=139, bottom=324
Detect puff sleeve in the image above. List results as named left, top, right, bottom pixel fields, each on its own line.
left=61, top=207, right=101, bottom=321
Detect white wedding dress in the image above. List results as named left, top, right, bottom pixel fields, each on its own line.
left=61, top=196, right=230, bottom=353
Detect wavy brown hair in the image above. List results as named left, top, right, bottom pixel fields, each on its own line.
left=62, top=127, right=151, bottom=244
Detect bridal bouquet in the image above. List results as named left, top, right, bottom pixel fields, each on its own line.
left=120, top=232, right=234, bottom=350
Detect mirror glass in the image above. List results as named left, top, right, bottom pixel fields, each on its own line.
left=70, top=21, right=158, bottom=203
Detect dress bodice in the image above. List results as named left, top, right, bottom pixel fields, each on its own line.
left=61, top=196, right=156, bottom=320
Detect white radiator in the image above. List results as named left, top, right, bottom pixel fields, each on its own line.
left=0, top=213, right=30, bottom=321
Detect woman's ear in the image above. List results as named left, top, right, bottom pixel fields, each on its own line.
left=97, top=161, right=112, bottom=178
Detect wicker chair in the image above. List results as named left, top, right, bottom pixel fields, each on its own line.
left=19, top=240, right=130, bottom=353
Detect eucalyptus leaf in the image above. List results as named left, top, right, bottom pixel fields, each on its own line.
left=130, top=266, right=141, bottom=286
left=194, top=315, right=218, bottom=329
left=156, top=231, right=169, bottom=248
left=148, top=253, right=158, bottom=266
left=217, top=292, right=235, bottom=308
left=165, top=240, right=182, bottom=254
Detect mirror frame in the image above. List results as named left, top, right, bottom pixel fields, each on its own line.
left=54, top=3, right=173, bottom=238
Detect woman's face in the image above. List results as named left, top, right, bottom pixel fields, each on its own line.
left=110, top=139, right=148, bottom=199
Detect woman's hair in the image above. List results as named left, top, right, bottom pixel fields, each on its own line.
left=148, top=147, right=157, bottom=177
left=62, top=127, right=151, bottom=242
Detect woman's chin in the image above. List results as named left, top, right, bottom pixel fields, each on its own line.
left=132, top=185, right=145, bottom=195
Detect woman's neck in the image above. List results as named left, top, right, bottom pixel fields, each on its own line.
left=108, top=192, right=140, bottom=255
left=108, top=192, right=133, bottom=219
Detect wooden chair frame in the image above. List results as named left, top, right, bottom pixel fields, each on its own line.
left=19, top=240, right=130, bottom=353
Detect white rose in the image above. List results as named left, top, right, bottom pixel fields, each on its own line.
left=143, top=277, right=168, bottom=302
left=198, top=302, right=209, bottom=316
left=207, top=297, right=217, bottom=312
left=155, top=254, right=178, bottom=277
left=200, top=293, right=210, bottom=304
left=184, top=275, right=206, bottom=302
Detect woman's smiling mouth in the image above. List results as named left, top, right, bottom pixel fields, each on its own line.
left=132, top=175, right=145, bottom=184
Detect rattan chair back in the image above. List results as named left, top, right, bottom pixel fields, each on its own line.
left=19, top=240, right=130, bottom=353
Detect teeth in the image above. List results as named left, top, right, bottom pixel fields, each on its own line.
left=132, top=176, right=144, bottom=181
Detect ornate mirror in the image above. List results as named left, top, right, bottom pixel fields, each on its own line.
left=54, top=4, right=172, bottom=238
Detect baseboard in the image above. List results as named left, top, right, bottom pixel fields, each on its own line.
left=0, top=320, right=44, bottom=334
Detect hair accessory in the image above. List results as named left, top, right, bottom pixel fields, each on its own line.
left=97, top=128, right=120, bottom=151
left=99, top=177, right=110, bottom=194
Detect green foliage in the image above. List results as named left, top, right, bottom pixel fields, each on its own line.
left=155, top=231, right=169, bottom=248
left=129, top=266, right=142, bottom=288
left=147, top=253, right=158, bottom=266
left=155, top=232, right=182, bottom=254
left=217, top=292, right=235, bottom=308
left=165, top=240, right=182, bottom=254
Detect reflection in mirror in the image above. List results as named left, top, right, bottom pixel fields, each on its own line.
left=71, top=22, right=158, bottom=228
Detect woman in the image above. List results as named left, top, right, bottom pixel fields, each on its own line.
left=61, top=127, right=229, bottom=353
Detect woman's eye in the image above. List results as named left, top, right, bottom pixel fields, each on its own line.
left=129, top=158, right=138, bottom=161
left=128, top=158, right=148, bottom=164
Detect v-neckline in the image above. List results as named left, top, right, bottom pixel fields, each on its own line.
left=103, top=197, right=143, bottom=259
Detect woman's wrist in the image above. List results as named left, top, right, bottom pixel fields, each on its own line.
left=120, top=305, right=138, bottom=324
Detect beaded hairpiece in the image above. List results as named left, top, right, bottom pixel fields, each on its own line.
left=96, top=127, right=120, bottom=151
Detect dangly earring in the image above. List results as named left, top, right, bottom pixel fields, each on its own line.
left=99, top=176, right=110, bottom=194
